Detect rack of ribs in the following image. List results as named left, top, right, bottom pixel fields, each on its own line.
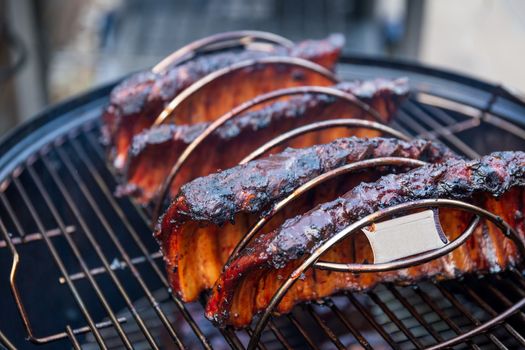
left=121, top=79, right=409, bottom=204
left=205, top=151, right=525, bottom=328
left=155, top=137, right=457, bottom=303
left=102, top=34, right=344, bottom=170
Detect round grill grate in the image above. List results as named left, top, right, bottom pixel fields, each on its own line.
left=1, top=56, right=525, bottom=349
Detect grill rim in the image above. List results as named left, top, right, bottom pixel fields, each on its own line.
left=2, top=55, right=525, bottom=349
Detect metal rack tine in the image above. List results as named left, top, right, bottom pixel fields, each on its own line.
left=246, top=198, right=525, bottom=349
left=227, top=157, right=423, bottom=265
left=398, top=107, right=480, bottom=159
left=0, top=191, right=26, bottom=237
left=152, top=85, right=386, bottom=223
left=460, top=282, right=525, bottom=347
left=152, top=31, right=293, bottom=73
left=239, top=118, right=410, bottom=165
left=424, top=296, right=525, bottom=350
left=153, top=57, right=338, bottom=126
left=245, top=327, right=268, bottom=350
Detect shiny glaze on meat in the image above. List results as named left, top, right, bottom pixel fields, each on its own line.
left=102, top=35, right=344, bottom=170
left=156, top=137, right=457, bottom=302
left=206, top=152, right=525, bottom=328
left=121, top=79, right=409, bottom=204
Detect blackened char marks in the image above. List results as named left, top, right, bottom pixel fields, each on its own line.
left=206, top=151, right=525, bottom=327
left=172, top=137, right=457, bottom=227
left=122, top=78, right=410, bottom=204
left=102, top=34, right=345, bottom=170
left=155, top=137, right=457, bottom=303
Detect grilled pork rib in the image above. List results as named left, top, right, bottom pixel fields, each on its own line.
left=156, top=137, right=457, bottom=302
left=122, top=79, right=409, bottom=204
left=102, top=35, right=344, bottom=170
left=206, top=152, right=525, bottom=328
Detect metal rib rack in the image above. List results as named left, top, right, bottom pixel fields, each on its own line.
left=1, top=55, right=525, bottom=349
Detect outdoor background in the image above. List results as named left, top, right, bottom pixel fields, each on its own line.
left=1, top=0, right=524, bottom=136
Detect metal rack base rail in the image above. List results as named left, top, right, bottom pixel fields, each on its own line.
left=245, top=196, right=525, bottom=350
left=1, top=33, right=525, bottom=349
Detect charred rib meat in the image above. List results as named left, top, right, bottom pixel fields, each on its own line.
left=122, top=79, right=409, bottom=204
left=156, top=137, right=457, bottom=302
left=102, top=35, right=344, bottom=170
left=206, top=152, right=525, bottom=328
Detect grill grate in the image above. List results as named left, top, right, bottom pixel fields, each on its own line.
left=1, top=58, right=525, bottom=349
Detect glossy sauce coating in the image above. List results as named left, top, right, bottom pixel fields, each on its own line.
left=206, top=152, right=525, bottom=328
left=122, top=78, right=409, bottom=204
left=102, top=35, right=344, bottom=170
left=156, top=137, right=457, bottom=302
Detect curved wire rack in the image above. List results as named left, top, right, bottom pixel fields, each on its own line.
left=246, top=198, right=525, bottom=349
left=152, top=56, right=339, bottom=126
left=1, top=32, right=525, bottom=349
left=152, top=30, right=294, bottom=74
left=238, top=119, right=410, bottom=164
left=151, top=85, right=387, bottom=222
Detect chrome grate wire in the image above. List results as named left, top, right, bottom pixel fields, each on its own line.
left=1, top=63, right=525, bottom=349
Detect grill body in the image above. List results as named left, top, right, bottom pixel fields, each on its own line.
left=1, top=56, right=525, bottom=349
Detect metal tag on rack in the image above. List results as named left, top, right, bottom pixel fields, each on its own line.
left=362, top=210, right=448, bottom=264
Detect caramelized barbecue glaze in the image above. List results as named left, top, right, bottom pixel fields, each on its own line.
left=122, top=79, right=409, bottom=204
left=156, top=137, right=457, bottom=303
left=102, top=35, right=344, bottom=170
left=206, top=152, right=525, bottom=328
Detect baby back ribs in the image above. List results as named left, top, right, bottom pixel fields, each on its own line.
left=102, top=34, right=344, bottom=170
left=156, top=137, right=457, bottom=302
left=206, top=152, right=525, bottom=328
left=123, top=79, right=409, bottom=204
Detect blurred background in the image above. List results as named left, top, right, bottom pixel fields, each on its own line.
left=1, top=0, right=524, bottom=137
